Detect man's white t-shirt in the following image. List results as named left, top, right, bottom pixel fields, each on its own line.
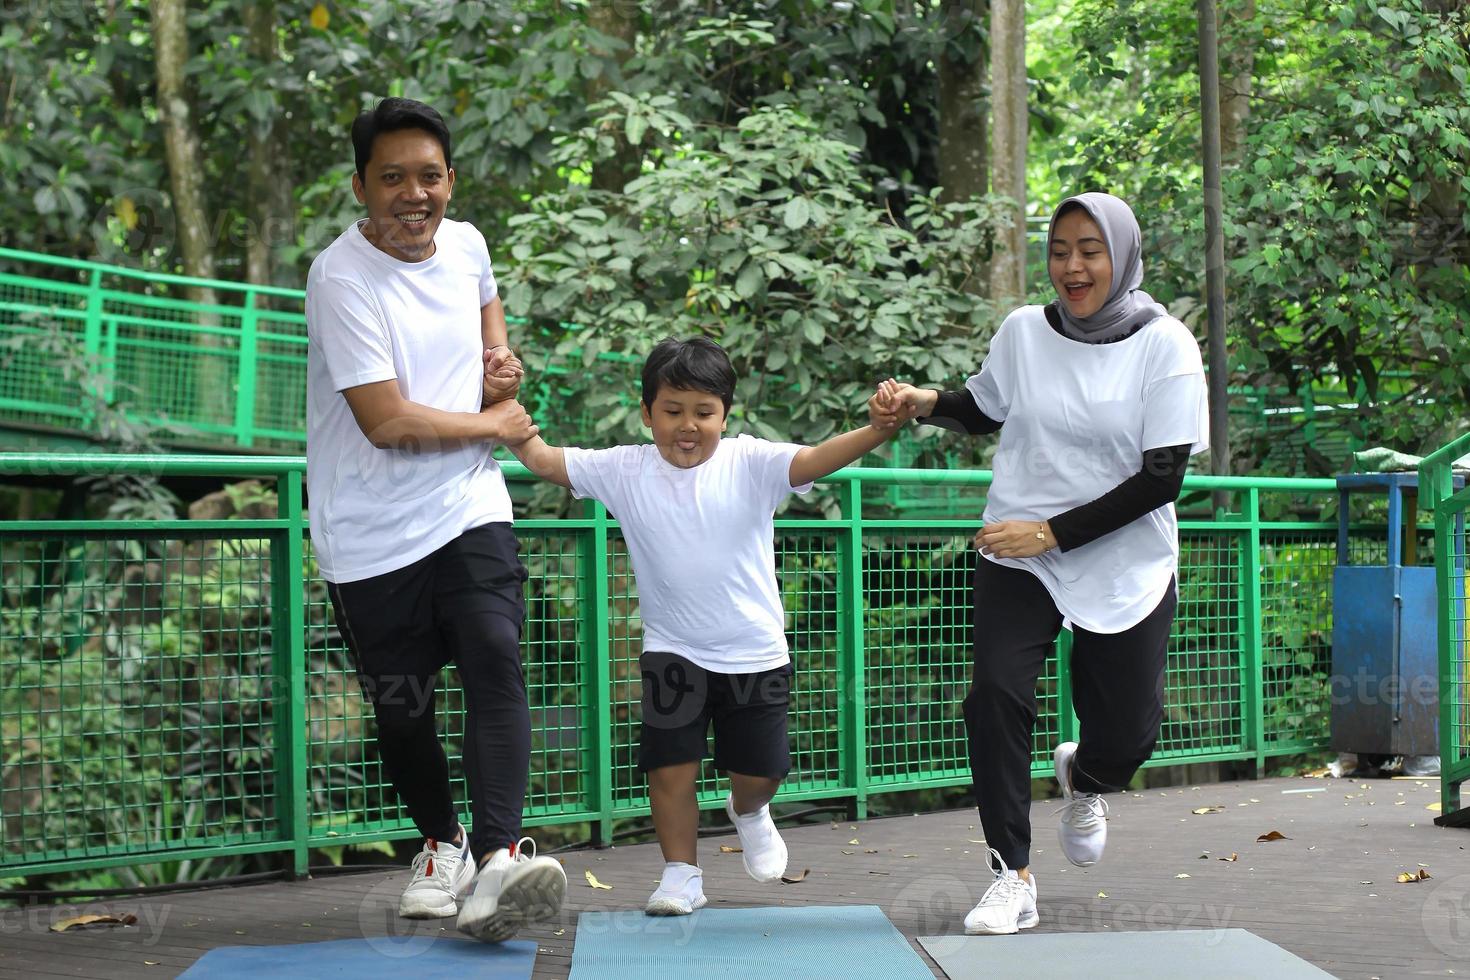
left=563, top=435, right=813, bottom=673
left=305, top=218, right=513, bottom=583
left=967, top=305, right=1209, bottom=634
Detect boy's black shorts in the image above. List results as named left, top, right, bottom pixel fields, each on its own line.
left=638, top=650, right=792, bottom=779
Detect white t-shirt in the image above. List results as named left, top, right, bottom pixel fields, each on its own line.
left=305, top=218, right=513, bottom=583
left=967, top=305, right=1209, bottom=634
left=564, top=435, right=813, bottom=673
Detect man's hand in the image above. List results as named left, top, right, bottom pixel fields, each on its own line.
left=975, top=520, right=1057, bottom=559
left=481, top=398, right=538, bottom=445
left=867, top=380, right=905, bottom=432
left=482, top=346, right=524, bottom=405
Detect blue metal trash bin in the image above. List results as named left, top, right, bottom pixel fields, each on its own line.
left=1330, top=473, right=1454, bottom=757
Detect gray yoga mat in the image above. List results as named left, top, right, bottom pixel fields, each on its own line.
left=918, top=928, right=1333, bottom=979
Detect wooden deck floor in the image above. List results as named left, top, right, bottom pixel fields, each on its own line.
left=2, top=776, right=1464, bottom=980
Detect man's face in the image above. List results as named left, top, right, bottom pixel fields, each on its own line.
left=351, top=128, right=454, bottom=262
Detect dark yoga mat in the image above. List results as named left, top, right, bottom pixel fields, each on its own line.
left=179, top=936, right=538, bottom=979
left=918, top=928, right=1333, bottom=979
left=568, top=904, right=933, bottom=979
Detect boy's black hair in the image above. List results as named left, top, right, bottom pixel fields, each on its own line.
left=640, top=337, right=736, bottom=413
left=351, top=98, right=453, bottom=182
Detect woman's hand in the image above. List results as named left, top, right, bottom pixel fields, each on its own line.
left=975, top=520, right=1057, bottom=558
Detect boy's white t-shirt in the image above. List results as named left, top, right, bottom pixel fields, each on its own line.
left=967, top=305, right=1209, bottom=634
left=305, top=218, right=513, bottom=584
left=564, top=435, right=813, bottom=673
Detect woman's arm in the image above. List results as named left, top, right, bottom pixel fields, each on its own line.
left=870, top=381, right=1001, bottom=436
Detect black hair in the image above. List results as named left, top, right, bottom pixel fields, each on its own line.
left=640, top=337, right=736, bottom=413
left=351, top=98, right=453, bottom=182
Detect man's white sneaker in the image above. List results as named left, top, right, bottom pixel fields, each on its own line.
left=724, top=793, right=787, bottom=883
left=398, top=826, right=475, bottom=918
left=645, top=862, right=708, bottom=916
left=964, top=848, right=1038, bottom=935
left=1054, top=741, right=1109, bottom=867
left=456, top=836, right=567, bottom=943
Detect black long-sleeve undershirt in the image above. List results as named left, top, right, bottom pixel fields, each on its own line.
left=917, top=391, right=1190, bottom=552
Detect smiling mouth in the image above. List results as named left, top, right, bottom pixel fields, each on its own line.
left=1064, top=282, right=1093, bottom=301
left=396, top=210, right=430, bottom=230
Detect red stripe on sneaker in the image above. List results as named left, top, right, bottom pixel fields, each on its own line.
left=426, top=857, right=434, bottom=876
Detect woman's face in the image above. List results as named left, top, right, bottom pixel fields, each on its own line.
left=1048, top=209, right=1113, bottom=320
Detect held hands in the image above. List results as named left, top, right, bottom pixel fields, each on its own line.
left=867, top=378, right=935, bottom=431
left=481, top=397, right=538, bottom=446
left=975, top=521, right=1057, bottom=559
left=482, top=346, right=524, bottom=405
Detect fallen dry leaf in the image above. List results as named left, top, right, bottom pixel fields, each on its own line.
left=50, top=914, right=137, bottom=933
left=1219, top=853, right=1239, bottom=862
left=865, top=849, right=879, bottom=854
left=1097, top=891, right=1107, bottom=898
left=902, top=854, right=918, bottom=858
left=1191, top=806, right=1223, bottom=815
left=1397, top=869, right=1432, bottom=883
left=1428, top=802, right=1442, bottom=812
left=144, top=962, right=159, bottom=967
left=841, top=849, right=855, bottom=855
left=719, top=845, right=743, bottom=853
left=868, top=870, right=891, bottom=876
left=848, top=839, right=861, bottom=845
left=554, top=929, right=566, bottom=936
left=1175, top=873, right=1192, bottom=879
left=584, top=870, right=613, bottom=890
left=781, top=869, right=810, bottom=884
left=1256, top=830, right=1290, bottom=842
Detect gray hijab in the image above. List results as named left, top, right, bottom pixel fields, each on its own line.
left=1047, top=192, right=1168, bottom=344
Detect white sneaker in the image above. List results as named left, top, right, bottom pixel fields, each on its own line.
left=456, top=836, right=567, bottom=943
left=645, top=862, right=708, bottom=916
left=398, top=826, right=475, bottom=918
left=964, top=848, right=1038, bottom=935
left=1054, top=741, right=1109, bottom=866
left=724, top=793, right=787, bottom=883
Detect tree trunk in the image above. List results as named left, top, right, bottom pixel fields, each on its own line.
left=937, top=0, right=989, bottom=205
left=987, top=0, right=1027, bottom=306
left=150, top=0, right=230, bottom=426
left=1417, top=0, right=1469, bottom=274
left=588, top=2, right=641, bottom=194
left=243, top=0, right=292, bottom=297
left=1219, top=0, right=1255, bottom=162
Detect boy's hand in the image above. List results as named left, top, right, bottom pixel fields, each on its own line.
left=483, top=346, right=524, bottom=405
left=975, top=520, right=1056, bottom=558
left=867, top=378, right=909, bottom=432
left=482, top=397, right=538, bottom=445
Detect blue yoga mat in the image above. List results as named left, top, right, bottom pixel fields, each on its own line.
left=179, top=936, right=538, bottom=979
left=568, top=904, right=933, bottom=979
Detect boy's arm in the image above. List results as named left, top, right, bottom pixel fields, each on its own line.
left=788, top=424, right=897, bottom=487
left=506, top=433, right=573, bottom=489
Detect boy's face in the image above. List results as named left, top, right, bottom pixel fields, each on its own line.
left=641, top=385, right=727, bottom=468
left=351, top=128, right=454, bottom=262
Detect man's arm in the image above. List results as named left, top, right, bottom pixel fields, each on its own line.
left=506, top=433, right=573, bottom=489
left=481, top=296, right=522, bottom=404
left=788, top=424, right=897, bottom=487
left=342, top=380, right=534, bottom=448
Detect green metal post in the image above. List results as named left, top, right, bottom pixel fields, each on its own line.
left=836, top=479, right=868, bottom=820
left=1241, top=487, right=1266, bottom=768
left=581, top=498, right=614, bottom=844
left=1056, top=629, right=1076, bottom=748
left=1434, top=503, right=1457, bottom=817
left=235, top=289, right=260, bottom=449
left=272, top=469, right=310, bottom=876
left=80, top=269, right=104, bottom=430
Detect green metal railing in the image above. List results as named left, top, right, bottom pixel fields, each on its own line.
left=3, top=247, right=1363, bottom=473
left=0, top=453, right=1345, bottom=879
left=1420, top=436, right=1470, bottom=822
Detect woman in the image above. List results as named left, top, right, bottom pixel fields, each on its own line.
left=872, top=192, right=1208, bottom=936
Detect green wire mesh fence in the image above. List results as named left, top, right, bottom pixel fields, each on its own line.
left=0, top=454, right=1346, bottom=879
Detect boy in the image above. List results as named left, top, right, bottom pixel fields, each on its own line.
left=508, top=336, right=902, bottom=914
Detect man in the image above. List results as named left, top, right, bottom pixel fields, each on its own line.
left=305, top=96, right=565, bottom=943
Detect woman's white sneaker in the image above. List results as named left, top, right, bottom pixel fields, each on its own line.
left=456, top=836, right=567, bottom=943
left=398, top=826, right=475, bottom=918
left=1054, top=741, right=1109, bottom=866
left=645, top=862, right=708, bottom=916
left=964, top=848, right=1039, bottom=935
left=724, top=794, right=787, bottom=883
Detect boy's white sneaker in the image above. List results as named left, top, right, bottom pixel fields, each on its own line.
left=457, top=837, right=567, bottom=942
left=398, top=826, right=475, bottom=918
left=964, top=848, right=1039, bottom=935
left=645, top=861, right=708, bottom=916
left=1054, top=741, right=1109, bottom=867
left=724, top=793, right=787, bottom=883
